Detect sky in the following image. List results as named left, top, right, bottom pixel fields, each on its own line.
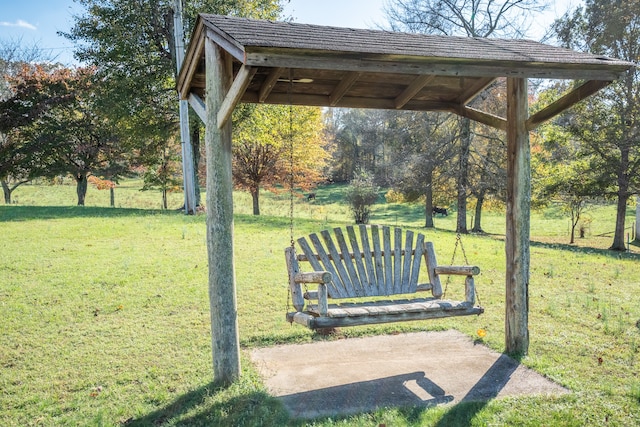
left=1, top=0, right=579, bottom=66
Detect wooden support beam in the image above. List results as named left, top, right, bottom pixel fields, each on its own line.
left=217, top=65, right=257, bottom=129
left=395, top=74, right=435, bottom=109
left=456, top=77, right=496, bottom=105
left=330, top=72, right=361, bottom=106
left=526, top=79, right=612, bottom=130
left=258, top=67, right=283, bottom=102
left=178, top=32, right=205, bottom=99
left=188, top=93, right=206, bottom=123
left=505, top=77, right=530, bottom=356
left=455, top=106, right=507, bottom=131
left=205, top=39, right=240, bottom=384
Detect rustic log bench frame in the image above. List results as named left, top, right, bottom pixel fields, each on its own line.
left=285, top=225, right=483, bottom=329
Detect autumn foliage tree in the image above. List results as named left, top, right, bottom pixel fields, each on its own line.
left=0, top=65, right=126, bottom=205
left=232, top=105, right=329, bottom=215
left=0, top=64, right=76, bottom=202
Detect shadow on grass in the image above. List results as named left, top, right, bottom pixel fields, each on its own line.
left=528, top=239, right=640, bottom=261
left=0, top=205, right=181, bottom=222
left=123, top=382, right=288, bottom=427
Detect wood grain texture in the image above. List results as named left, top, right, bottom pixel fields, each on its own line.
left=505, top=77, right=530, bottom=355
left=205, top=40, right=240, bottom=383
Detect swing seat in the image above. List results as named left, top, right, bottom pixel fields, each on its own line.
left=285, top=225, right=483, bottom=329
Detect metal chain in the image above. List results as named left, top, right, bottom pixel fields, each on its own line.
left=288, top=69, right=295, bottom=249
left=286, top=69, right=295, bottom=322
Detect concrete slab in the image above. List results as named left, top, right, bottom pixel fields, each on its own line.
left=250, top=330, right=568, bottom=419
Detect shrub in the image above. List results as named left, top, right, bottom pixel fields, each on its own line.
left=345, top=170, right=379, bottom=224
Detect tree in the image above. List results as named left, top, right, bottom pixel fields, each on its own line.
left=385, top=0, right=547, bottom=233
left=0, top=37, right=65, bottom=203
left=63, top=0, right=283, bottom=206
left=1, top=65, right=127, bottom=206
left=141, top=137, right=183, bottom=209
left=387, top=110, right=456, bottom=228
left=345, top=169, right=379, bottom=224
left=553, top=0, right=640, bottom=250
left=232, top=104, right=328, bottom=215
left=0, top=64, right=79, bottom=203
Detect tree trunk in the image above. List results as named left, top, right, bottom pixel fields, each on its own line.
left=610, top=148, right=630, bottom=251
left=76, top=173, right=88, bottom=206
left=251, top=188, right=260, bottom=215
left=162, top=188, right=168, bottom=210
left=610, top=192, right=629, bottom=251
left=456, top=117, right=471, bottom=234
left=191, top=123, right=202, bottom=206
left=423, top=172, right=434, bottom=228
left=2, top=180, right=11, bottom=204
left=635, top=196, right=639, bottom=243
left=110, top=187, right=115, bottom=207
left=472, top=194, right=484, bottom=233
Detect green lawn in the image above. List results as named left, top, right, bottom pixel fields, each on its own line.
left=1, top=181, right=639, bottom=426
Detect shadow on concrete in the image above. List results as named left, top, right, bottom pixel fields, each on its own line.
left=280, top=371, right=454, bottom=419
left=433, top=353, right=520, bottom=426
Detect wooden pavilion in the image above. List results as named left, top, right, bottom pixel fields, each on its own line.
left=176, top=14, right=635, bottom=383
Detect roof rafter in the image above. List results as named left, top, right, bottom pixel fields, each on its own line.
left=526, top=79, right=612, bottom=130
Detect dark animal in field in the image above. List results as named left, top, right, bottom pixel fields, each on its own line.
left=307, top=193, right=316, bottom=201
left=433, top=206, right=448, bottom=216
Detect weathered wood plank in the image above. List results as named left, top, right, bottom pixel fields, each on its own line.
left=372, top=225, right=385, bottom=293
left=506, top=77, right=530, bottom=355
left=456, top=76, right=497, bottom=105
left=465, top=276, right=476, bottom=304
left=320, top=230, right=356, bottom=297
left=217, top=65, right=257, bottom=128
left=394, top=74, right=436, bottom=109
left=455, top=106, right=507, bottom=131
left=330, top=71, right=361, bottom=106
left=408, top=233, right=424, bottom=293
left=294, top=271, right=332, bottom=284
left=359, top=225, right=377, bottom=292
left=435, top=265, right=480, bottom=275
left=303, top=300, right=484, bottom=328
left=317, top=283, right=328, bottom=316
left=299, top=235, right=344, bottom=298
left=245, top=51, right=629, bottom=81
left=285, top=247, right=305, bottom=311
left=526, top=79, right=611, bottom=130
left=383, top=227, right=393, bottom=295
left=424, top=241, right=443, bottom=298
left=346, top=226, right=370, bottom=295
left=393, top=228, right=402, bottom=294
left=205, top=40, right=240, bottom=383
left=188, top=93, right=207, bottom=122
left=402, top=230, right=414, bottom=293
left=334, top=228, right=363, bottom=296
left=258, top=67, right=283, bottom=102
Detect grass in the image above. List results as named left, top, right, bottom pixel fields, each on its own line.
left=1, top=181, right=640, bottom=426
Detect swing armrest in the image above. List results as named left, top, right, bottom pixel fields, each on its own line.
left=435, top=265, right=480, bottom=276
left=294, top=271, right=332, bottom=284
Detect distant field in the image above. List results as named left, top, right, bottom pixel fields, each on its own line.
left=1, top=180, right=639, bottom=425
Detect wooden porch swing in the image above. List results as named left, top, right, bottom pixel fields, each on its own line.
left=176, top=13, right=634, bottom=381
left=285, top=225, right=483, bottom=329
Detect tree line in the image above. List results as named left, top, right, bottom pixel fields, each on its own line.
left=0, top=0, right=638, bottom=250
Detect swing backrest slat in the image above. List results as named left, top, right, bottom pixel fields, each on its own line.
left=296, top=226, right=438, bottom=299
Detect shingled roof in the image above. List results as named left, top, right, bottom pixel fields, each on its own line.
left=177, top=14, right=635, bottom=127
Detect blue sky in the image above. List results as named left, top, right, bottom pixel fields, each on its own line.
left=1, top=0, right=577, bottom=66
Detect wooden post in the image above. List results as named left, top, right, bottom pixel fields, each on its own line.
left=205, top=37, right=240, bottom=383
left=505, top=77, right=530, bottom=355
left=173, top=0, right=196, bottom=214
